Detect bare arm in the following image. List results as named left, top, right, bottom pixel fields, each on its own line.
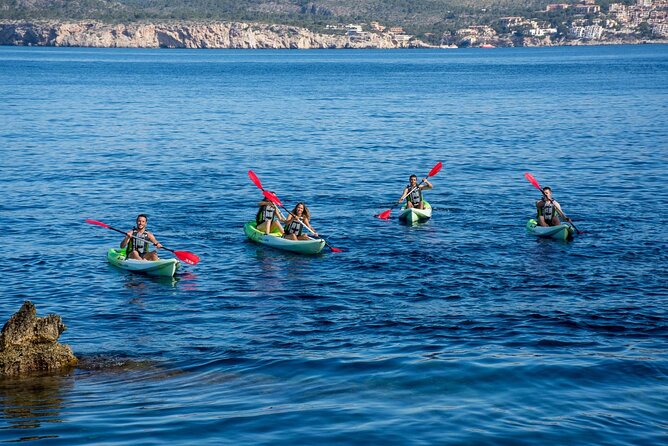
left=536, top=200, right=547, bottom=226
left=147, top=231, right=162, bottom=249
left=302, top=218, right=318, bottom=237
left=553, top=201, right=571, bottom=221
left=398, top=187, right=410, bottom=203
left=121, top=230, right=132, bottom=248
left=421, top=178, right=433, bottom=191
left=275, top=206, right=286, bottom=222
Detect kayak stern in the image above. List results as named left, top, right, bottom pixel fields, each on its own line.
left=107, top=248, right=180, bottom=277
left=244, top=222, right=325, bottom=255
left=399, top=201, right=432, bottom=225
left=526, top=219, right=575, bottom=240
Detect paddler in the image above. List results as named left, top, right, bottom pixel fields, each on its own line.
left=121, top=214, right=162, bottom=260
left=397, top=174, right=433, bottom=210
left=536, top=186, right=572, bottom=227
left=283, top=202, right=318, bottom=241
left=256, top=193, right=285, bottom=235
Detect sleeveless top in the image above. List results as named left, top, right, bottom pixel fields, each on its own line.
left=128, top=230, right=150, bottom=256
left=539, top=199, right=555, bottom=222
left=256, top=204, right=276, bottom=225
left=406, top=184, right=422, bottom=206
left=284, top=218, right=304, bottom=236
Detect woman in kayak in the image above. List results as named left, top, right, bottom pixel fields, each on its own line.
left=121, top=214, right=162, bottom=261
left=256, top=195, right=285, bottom=235
left=283, top=202, right=318, bottom=241
left=536, top=186, right=572, bottom=227
left=398, top=174, right=433, bottom=210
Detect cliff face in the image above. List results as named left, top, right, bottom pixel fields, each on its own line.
left=0, top=21, right=431, bottom=49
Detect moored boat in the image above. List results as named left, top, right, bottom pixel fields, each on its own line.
left=244, top=222, right=325, bottom=255
left=107, top=248, right=180, bottom=277
left=526, top=219, right=575, bottom=240
left=398, top=200, right=432, bottom=225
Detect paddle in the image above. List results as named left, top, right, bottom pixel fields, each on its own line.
left=376, top=161, right=443, bottom=220
left=262, top=191, right=343, bottom=253
left=249, top=170, right=342, bottom=252
left=85, top=219, right=201, bottom=265
left=248, top=170, right=266, bottom=192
left=523, top=173, right=583, bottom=234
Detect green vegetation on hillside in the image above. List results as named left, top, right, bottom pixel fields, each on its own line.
left=0, top=0, right=556, bottom=38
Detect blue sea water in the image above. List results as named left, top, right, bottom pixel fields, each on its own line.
left=0, top=45, right=667, bottom=444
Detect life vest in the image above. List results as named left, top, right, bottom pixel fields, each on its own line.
left=539, top=199, right=555, bottom=222
left=406, top=184, right=422, bottom=206
left=285, top=218, right=304, bottom=236
left=256, top=205, right=276, bottom=225
left=127, top=229, right=150, bottom=256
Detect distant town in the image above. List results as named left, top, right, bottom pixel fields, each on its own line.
left=330, top=0, right=668, bottom=47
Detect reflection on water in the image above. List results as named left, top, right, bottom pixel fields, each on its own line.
left=0, top=373, right=73, bottom=433
left=176, top=271, right=199, bottom=292
left=123, top=273, right=178, bottom=291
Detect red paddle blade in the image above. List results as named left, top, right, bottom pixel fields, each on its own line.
left=377, top=209, right=392, bottom=220
left=428, top=161, right=443, bottom=177
left=248, top=170, right=263, bottom=190
left=329, top=246, right=343, bottom=253
left=174, top=251, right=200, bottom=265
left=263, top=190, right=283, bottom=207
left=524, top=172, right=542, bottom=191
left=85, top=219, right=110, bottom=229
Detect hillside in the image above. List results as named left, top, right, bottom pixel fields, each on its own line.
left=0, top=0, right=554, bottom=36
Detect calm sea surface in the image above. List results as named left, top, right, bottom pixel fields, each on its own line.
left=1, top=45, right=667, bottom=444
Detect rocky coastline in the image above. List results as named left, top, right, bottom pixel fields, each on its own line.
left=0, top=20, right=433, bottom=49
left=0, top=301, right=77, bottom=377
left=1, top=20, right=667, bottom=49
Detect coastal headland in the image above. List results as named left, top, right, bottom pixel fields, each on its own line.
left=1, top=1, right=666, bottom=48
left=0, top=21, right=431, bottom=49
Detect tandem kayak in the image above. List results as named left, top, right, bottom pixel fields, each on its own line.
left=399, top=200, right=432, bottom=225
left=244, top=222, right=325, bottom=255
left=107, top=248, right=180, bottom=277
left=526, top=219, right=575, bottom=240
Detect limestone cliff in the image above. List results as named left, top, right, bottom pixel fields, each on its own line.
left=0, top=21, right=432, bottom=49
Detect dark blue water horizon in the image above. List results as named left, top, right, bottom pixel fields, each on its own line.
left=1, top=45, right=667, bottom=444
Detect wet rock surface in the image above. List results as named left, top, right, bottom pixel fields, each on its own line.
left=0, top=301, right=78, bottom=377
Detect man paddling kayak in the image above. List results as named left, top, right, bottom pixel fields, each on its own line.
left=283, top=202, right=318, bottom=241
left=536, top=187, right=572, bottom=227
left=121, top=214, right=162, bottom=261
left=397, top=174, right=433, bottom=210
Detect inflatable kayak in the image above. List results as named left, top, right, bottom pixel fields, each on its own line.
left=399, top=200, right=432, bottom=224
left=526, top=219, right=575, bottom=240
left=244, top=222, right=325, bottom=255
left=107, top=248, right=180, bottom=277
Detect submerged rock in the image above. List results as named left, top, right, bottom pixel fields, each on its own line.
left=0, top=301, right=78, bottom=376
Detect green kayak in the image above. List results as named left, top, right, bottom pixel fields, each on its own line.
left=244, top=222, right=325, bottom=255
left=399, top=200, right=432, bottom=225
left=107, top=248, right=180, bottom=277
left=526, top=219, right=575, bottom=240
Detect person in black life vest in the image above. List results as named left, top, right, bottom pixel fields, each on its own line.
left=398, top=174, right=433, bottom=210
left=283, top=202, right=318, bottom=241
left=121, top=214, right=162, bottom=261
left=256, top=194, right=285, bottom=235
left=536, top=186, right=572, bottom=227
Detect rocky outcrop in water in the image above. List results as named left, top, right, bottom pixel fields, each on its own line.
left=0, top=21, right=431, bottom=49
left=0, top=301, right=78, bottom=376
